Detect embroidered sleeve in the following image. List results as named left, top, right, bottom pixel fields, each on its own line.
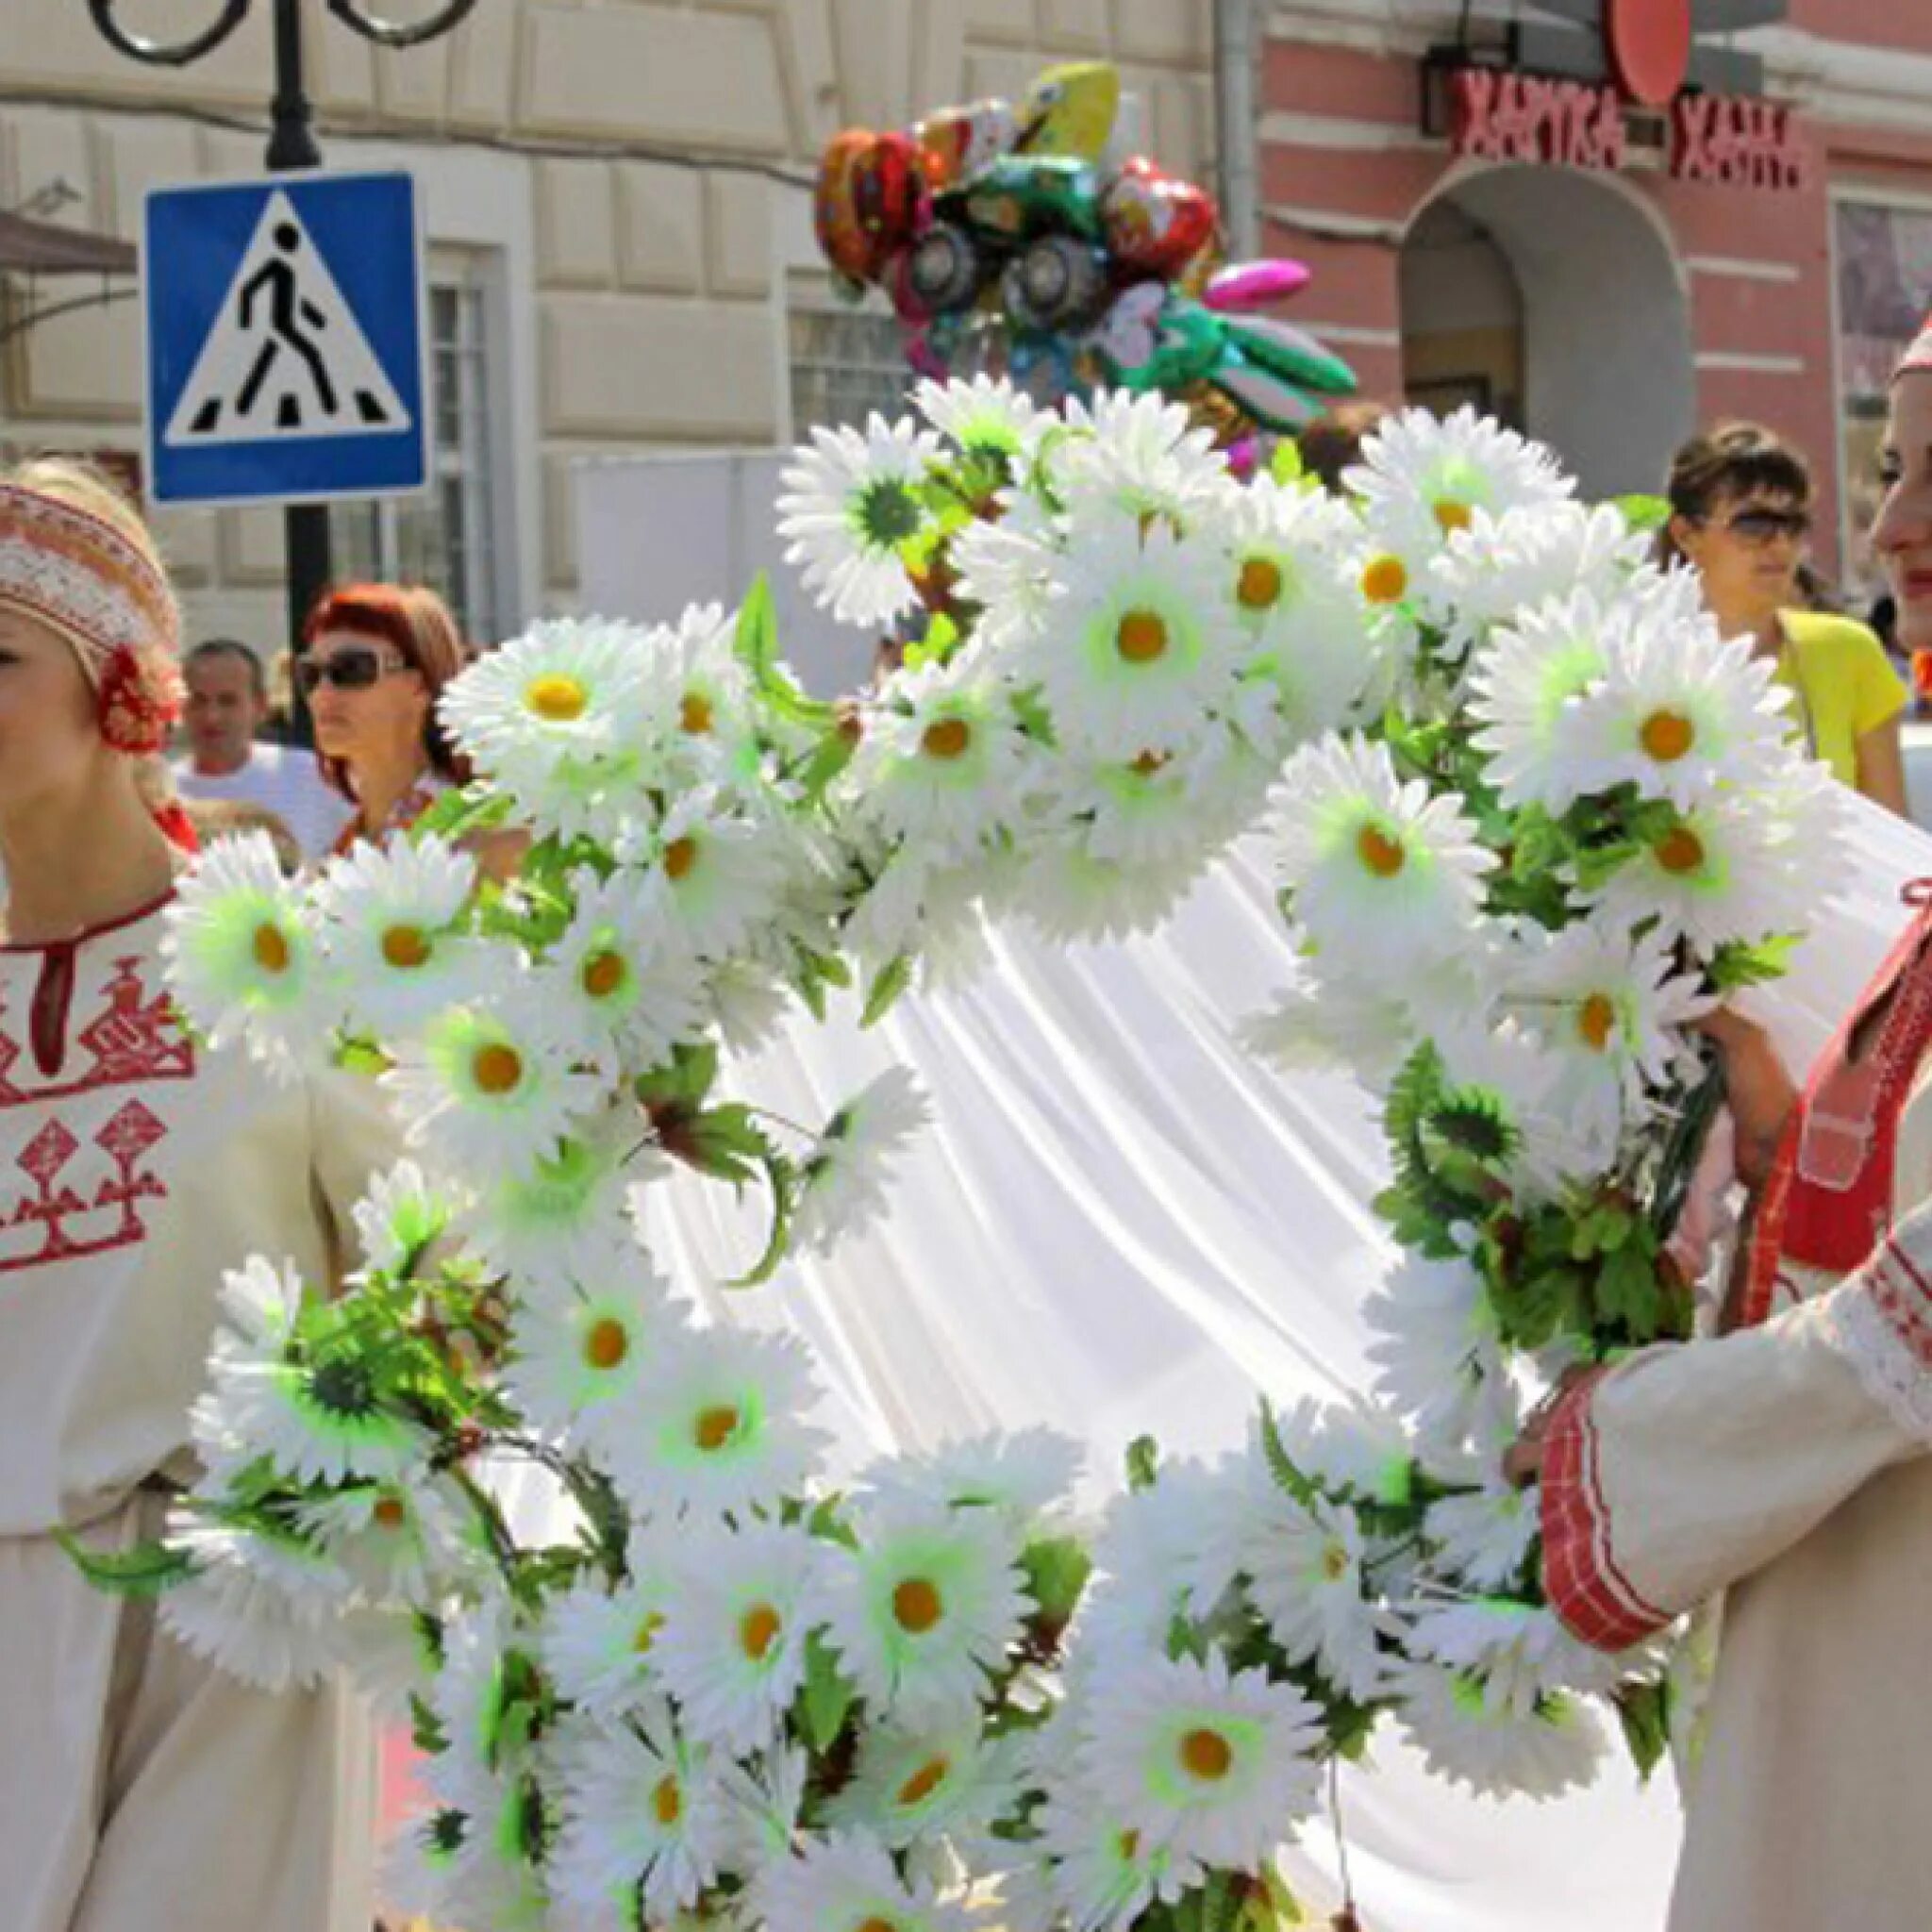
left=1540, top=1366, right=1676, bottom=1654
left=1819, top=1229, right=1932, bottom=1444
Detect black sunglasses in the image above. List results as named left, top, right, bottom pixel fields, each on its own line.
left=296, top=645, right=403, bottom=694
left=1714, top=506, right=1811, bottom=545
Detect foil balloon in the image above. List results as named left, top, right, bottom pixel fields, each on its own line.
left=1013, top=61, right=1121, bottom=160
left=913, top=97, right=1020, bottom=192
left=1101, top=157, right=1219, bottom=280
left=812, top=129, right=931, bottom=286
left=1205, top=258, right=1313, bottom=311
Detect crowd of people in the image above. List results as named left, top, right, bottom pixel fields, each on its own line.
left=2, top=333, right=1932, bottom=1932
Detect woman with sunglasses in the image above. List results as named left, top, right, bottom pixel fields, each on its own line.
left=1662, top=421, right=1909, bottom=812
left=299, top=582, right=468, bottom=858
left=0, top=459, right=386, bottom=1930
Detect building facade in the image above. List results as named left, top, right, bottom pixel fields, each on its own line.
left=0, top=0, right=1218, bottom=655
left=1263, top=0, right=1932, bottom=587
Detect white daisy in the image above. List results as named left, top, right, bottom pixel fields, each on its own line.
left=1018, top=518, right=1244, bottom=763
left=1406, top=1597, right=1624, bottom=1720
left=1504, top=924, right=1708, bottom=1152
left=753, top=1831, right=985, bottom=1932
left=859, top=1427, right=1084, bottom=1530
left=161, top=831, right=325, bottom=1079
left=351, top=1158, right=466, bottom=1279
left=650, top=1519, right=826, bottom=1754
left=1346, top=405, right=1573, bottom=590
left=296, top=1475, right=476, bottom=1606
left=1008, top=835, right=1202, bottom=947
left=791, top=1066, right=933, bottom=1257
left=1271, top=733, right=1494, bottom=973
left=1012, top=1773, right=1204, bottom=1932
left=1237, top=963, right=1427, bottom=1088
left=817, top=1505, right=1030, bottom=1725
left=1052, top=388, right=1233, bottom=534
left=1080, top=1653, right=1324, bottom=1872
left=1362, top=1251, right=1506, bottom=1457
left=1391, top=1657, right=1607, bottom=1802
left=633, top=786, right=792, bottom=959
left=914, top=373, right=1045, bottom=467
left=540, top=1550, right=682, bottom=1713
left=1432, top=1016, right=1605, bottom=1203
left=537, top=869, right=707, bottom=1077
left=158, top=1515, right=348, bottom=1692
left=312, top=834, right=486, bottom=1036
left=550, top=1706, right=737, bottom=1925
left=777, top=413, right=941, bottom=628
left=1043, top=728, right=1269, bottom=874
left=950, top=491, right=1060, bottom=650
left=1424, top=1482, right=1539, bottom=1595
left=384, top=1000, right=602, bottom=1174
left=501, top=1242, right=675, bottom=1441
left=440, top=618, right=653, bottom=838
left=602, top=1325, right=831, bottom=1521
left=824, top=1718, right=1021, bottom=1857
left=637, top=600, right=758, bottom=785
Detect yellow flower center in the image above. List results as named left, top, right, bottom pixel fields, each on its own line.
left=858, top=1921, right=901, bottom=1932
left=374, top=1496, right=408, bottom=1530
left=1321, top=1541, right=1351, bottom=1583
left=1116, top=608, right=1170, bottom=664
left=1360, top=555, right=1408, bottom=605
left=740, top=1603, right=782, bottom=1662
left=892, top=1576, right=944, bottom=1634
left=663, top=836, right=699, bottom=882
left=896, top=1756, right=951, bottom=1807
left=583, top=1316, right=630, bottom=1371
left=580, top=949, right=627, bottom=1001
left=693, top=1404, right=741, bottom=1452
left=651, top=1774, right=682, bottom=1827
left=1433, top=499, right=1474, bottom=536
left=922, top=716, right=973, bottom=760
left=525, top=673, right=589, bottom=723
left=1180, top=1726, right=1234, bottom=1781
left=471, top=1042, right=525, bottom=1096
left=680, top=691, right=714, bottom=736
left=634, top=1611, right=665, bottom=1655
left=1357, top=824, right=1407, bottom=878
left=1131, top=750, right=1171, bottom=777
left=381, top=924, right=433, bottom=970
left=1118, top=1828, right=1141, bottom=1861
left=252, top=923, right=291, bottom=974
left=1577, top=993, right=1618, bottom=1053
left=1237, top=557, right=1285, bottom=610
left=1640, top=708, right=1696, bottom=763
left=1653, top=826, right=1707, bottom=876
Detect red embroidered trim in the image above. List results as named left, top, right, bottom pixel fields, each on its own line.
left=1541, top=1368, right=1674, bottom=1653
left=1869, top=1235, right=1932, bottom=1377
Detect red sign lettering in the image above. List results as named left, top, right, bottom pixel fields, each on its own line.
left=1671, top=93, right=1807, bottom=191
left=1449, top=69, right=1627, bottom=175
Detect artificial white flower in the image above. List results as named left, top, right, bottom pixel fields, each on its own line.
left=501, top=1241, right=675, bottom=1440
left=1407, top=1596, right=1625, bottom=1720
left=1008, top=834, right=1204, bottom=947
left=1272, top=733, right=1494, bottom=973
left=440, top=617, right=653, bottom=838
left=1043, top=728, right=1269, bottom=874
left=1391, top=1657, right=1607, bottom=1802
left=1051, top=388, right=1232, bottom=534
left=1018, top=518, right=1244, bottom=763
left=351, top=1158, right=466, bottom=1278
left=296, top=1476, right=476, bottom=1606
left=1346, top=406, right=1572, bottom=590
left=540, top=1550, right=682, bottom=1713
left=650, top=1520, right=826, bottom=1754
left=1239, top=1484, right=1391, bottom=1703
left=1505, top=923, right=1708, bottom=1151
left=602, top=1325, right=831, bottom=1520
left=637, top=600, right=758, bottom=783
left=777, top=412, right=941, bottom=627
left=860, top=1426, right=1084, bottom=1530
left=1014, top=1777, right=1205, bottom=1932
left=1080, top=1653, right=1324, bottom=1872
left=818, top=1505, right=1030, bottom=1725
left=753, top=1831, right=986, bottom=1932
left=824, top=1718, right=1021, bottom=1857
left=791, top=1066, right=933, bottom=1257
left=537, top=869, right=707, bottom=1076
left=950, top=491, right=1060, bottom=650
left=1432, top=1015, right=1604, bottom=1203
left=158, top=1514, right=348, bottom=1691
left=1424, top=1482, right=1539, bottom=1594
left=384, top=999, right=602, bottom=1175
left=550, top=1705, right=738, bottom=1925
left=313, top=834, right=485, bottom=1036
left=633, top=785, right=793, bottom=959
left=161, top=831, right=325, bottom=1079
left=914, top=373, right=1044, bottom=466
left=1362, top=1251, right=1506, bottom=1456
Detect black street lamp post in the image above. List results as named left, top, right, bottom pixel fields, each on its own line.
left=87, top=0, right=476, bottom=734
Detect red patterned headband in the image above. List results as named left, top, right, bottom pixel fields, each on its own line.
left=0, top=481, right=183, bottom=754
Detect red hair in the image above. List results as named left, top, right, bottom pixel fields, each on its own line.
left=302, top=582, right=469, bottom=801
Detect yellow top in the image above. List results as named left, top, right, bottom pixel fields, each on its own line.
left=1774, top=610, right=1907, bottom=787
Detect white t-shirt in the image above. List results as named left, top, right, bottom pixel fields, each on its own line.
left=171, top=742, right=351, bottom=861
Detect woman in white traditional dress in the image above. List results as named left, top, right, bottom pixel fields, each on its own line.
left=0, top=459, right=386, bottom=1932
left=1510, top=321, right=1932, bottom=1931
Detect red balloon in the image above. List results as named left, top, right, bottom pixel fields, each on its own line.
left=1100, top=156, right=1218, bottom=280
left=813, top=129, right=933, bottom=285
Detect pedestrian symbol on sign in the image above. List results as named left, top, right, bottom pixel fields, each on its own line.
left=164, top=188, right=409, bottom=447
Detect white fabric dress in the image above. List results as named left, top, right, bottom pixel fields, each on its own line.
left=0, top=890, right=387, bottom=1932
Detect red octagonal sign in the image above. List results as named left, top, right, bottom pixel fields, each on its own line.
left=1605, top=0, right=1695, bottom=107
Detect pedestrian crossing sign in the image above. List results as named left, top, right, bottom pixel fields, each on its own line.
left=142, top=170, right=428, bottom=507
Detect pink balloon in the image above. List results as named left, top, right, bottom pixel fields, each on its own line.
left=1203, top=259, right=1312, bottom=312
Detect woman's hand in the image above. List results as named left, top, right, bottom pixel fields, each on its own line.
left=1502, top=1367, right=1593, bottom=1490
left=1694, top=1007, right=1797, bottom=1189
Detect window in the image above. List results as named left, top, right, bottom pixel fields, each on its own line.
left=786, top=277, right=915, bottom=436
left=332, top=265, right=502, bottom=644
left=1834, top=197, right=1932, bottom=593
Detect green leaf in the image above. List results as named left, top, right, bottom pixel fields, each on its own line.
left=55, top=1530, right=196, bottom=1596
left=1020, top=1534, right=1093, bottom=1629
left=1125, top=1434, right=1160, bottom=1491
left=1613, top=492, right=1671, bottom=534
left=1707, top=933, right=1799, bottom=992
left=1612, top=1676, right=1674, bottom=1781
left=733, top=573, right=836, bottom=731
left=1270, top=438, right=1306, bottom=486
left=1257, top=1401, right=1322, bottom=1512
left=795, top=726, right=858, bottom=806
left=331, top=1037, right=391, bottom=1078
left=725, top=1148, right=797, bottom=1289
left=860, top=952, right=916, bottom=1029
left=410, top=784, right=515, bottom=845
left=635, top=1040, right=720, bottom=1113
left=799, top=1633, right=856, bottom=1753
left=1595, top=1235, right=1665, bottom=1340
left=674, top=1103, right=771, bottom=1186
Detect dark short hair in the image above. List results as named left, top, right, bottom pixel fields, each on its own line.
left=187, top=636, right=267, bottom=697
left=1298, top=401, right=1394, bottom=494
left=1661, top=423, right=1812, bottom=563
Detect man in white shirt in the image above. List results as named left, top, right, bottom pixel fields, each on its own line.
left=171, top=639, right=349, bottom=860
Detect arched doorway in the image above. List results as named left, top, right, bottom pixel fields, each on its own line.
left=1399, top=164, right=1695, bottom=499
